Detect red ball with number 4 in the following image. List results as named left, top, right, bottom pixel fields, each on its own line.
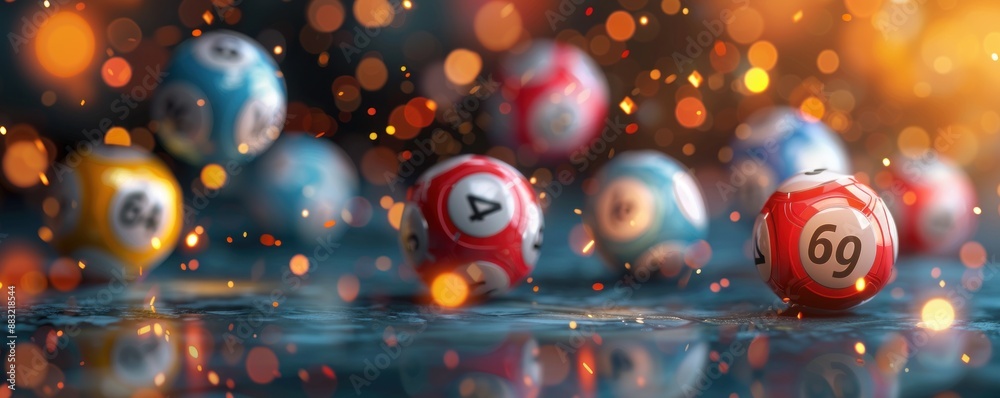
left=752, top=169, right=898, bottom=311
left=399, top=155, right=544, bottom=306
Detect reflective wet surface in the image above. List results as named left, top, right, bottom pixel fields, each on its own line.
left=9, top=207, right=1000, bottom=398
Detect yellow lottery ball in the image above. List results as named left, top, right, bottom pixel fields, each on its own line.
left=47, top=145, right=182, bottom=278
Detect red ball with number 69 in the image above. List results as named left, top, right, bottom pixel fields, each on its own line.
left=752, top=169, right=898, bottom=311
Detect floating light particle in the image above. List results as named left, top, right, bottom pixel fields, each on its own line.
left=962, top=354, right=971, bottom=363
left=582, top=362, right=594, bottom=374
left=973, top=206, right=982, bottom=215
left=842, top=13, right=852, bottom=22
left=793, top=10, right=803, bottom=22
left=855, top=342, right=865, bottom=355
left=569, top=321, right=577, bottom=329
left=882, top=158, right=891, bottom=166
left=592, top=282, right=603, bottom=291
left=185, top=233, right=198, bottom=247
left=151, top=237, right=162, bottom=250
left=189, top=346, right=199, bottom=359
left=227, top=281, right=234, bottom=288
left=403, top=0, right=412, bottom=9
left=619, top=96, right=636, bottom=114
left=302, top=209, right=309, bottom=218
left=729, top=211, right=740, bottom=222
left=993, top=53, right=999, bottom=61
left=574, top=209, right=582, bottom=215
left=921, top=298, right=955, bottom=330
left=582, top=240, right=595, bottom=253
left=202, top=10, right=214, bottom=25
left=369, top=132, right=377, bottom=140
left=688, top=71, right=702, bottom=87
left=274, top=46, right=283, bottom=55
left=856, top=278, right=866, bottom=292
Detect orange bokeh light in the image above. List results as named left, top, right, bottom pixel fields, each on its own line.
left=430, top=272, right=469, bottom=308
left=35, top=12, right=95, bottom=78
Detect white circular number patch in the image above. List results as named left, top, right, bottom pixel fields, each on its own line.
left=798, top=207, right=877, bottom=289
left=777, top=168, right=844, bottom=194
left=520, top=202, right=543, bottom=269
left=752, top=213, right=772, bottom=283
left=235, top=98, right=284, bottom=155
left=595, top=177, right=654, bottom=242
left=192, top=31, right=257, bottom=70
left=455, top=261, right=509, bottom=297
left=399, top=203, right=430, bottom=267
left=151, top=83, right=212, bottom=143
left=672, top=170, right=707, bottom=228
left=446, top=173, right=515, bottom=238
left=112, top=330, right=176, bottom=387
left=109, top=177, right=175, bottom=250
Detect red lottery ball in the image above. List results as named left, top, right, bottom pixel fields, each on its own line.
left=399, top=155, right=543, bottom=303
left=882, top=154, right=977, bottom=255
left=752, top=169, right=898, bottom=311
left=491, top=40, right=610, bottom=159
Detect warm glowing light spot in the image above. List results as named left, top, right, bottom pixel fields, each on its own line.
left=444, top=49, right=482, bottom=85
left=605, top=10, right=636, bottom=42
left=430, top=272, right=469, bottom=308
left=353, top=0, right=395, bottom=28
left=744, top=67, right=769, bottom=93
left=675, top=97, right=707, bottom=128
left=854, top=342, right=865, bottom=355
left=185, top=232, right=198, bottom=247
left=688, top=70, right=703, bottom=87
left=338, top=274, right=361, bottom=302
left=619, top=96, right=636, bottom=115
left=474, top=1, right=522, bottom=51
left=200, top=164, right=228, bottom=189
left=921, top=298, right=955, bottom=331
left=151, top=237, right=162, bottom=250
left=856, top=278, right=866, bottom=292
left=104, top=126, right=132, bottom=146
left=290, top=254, right=310, bottom=276
left=388, top=202, right=405, bottom=230
left=101, top=57, right=133, bottom=88
left=444, top=350, right=459, bottom=369
left=36, top=12, right=95, bottom=78
left=189, top=345, right=199, bottom=359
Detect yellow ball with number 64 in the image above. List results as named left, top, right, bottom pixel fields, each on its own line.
left=46, top=145, right=183, bottom=279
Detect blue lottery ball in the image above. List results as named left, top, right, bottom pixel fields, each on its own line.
left=246, top=134, right=358, bottom=243
left=585, top=151, right=708, bottom=276
left=152, top=30, right=286, bottom=166
left=727, top=107, right=850, bottom=214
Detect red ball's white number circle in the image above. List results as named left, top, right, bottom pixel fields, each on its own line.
left=798, top=207, right=877, bottom=289
left=446, top=173, right=515, bottom=238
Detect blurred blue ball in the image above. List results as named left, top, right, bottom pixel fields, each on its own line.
left=585, top=151, right=708, bottom=276
left=246, top=134, right=358, bottom=244
left=152, top=30, right=286, bottom=165
left=727, top=107, right=850, bottom=214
